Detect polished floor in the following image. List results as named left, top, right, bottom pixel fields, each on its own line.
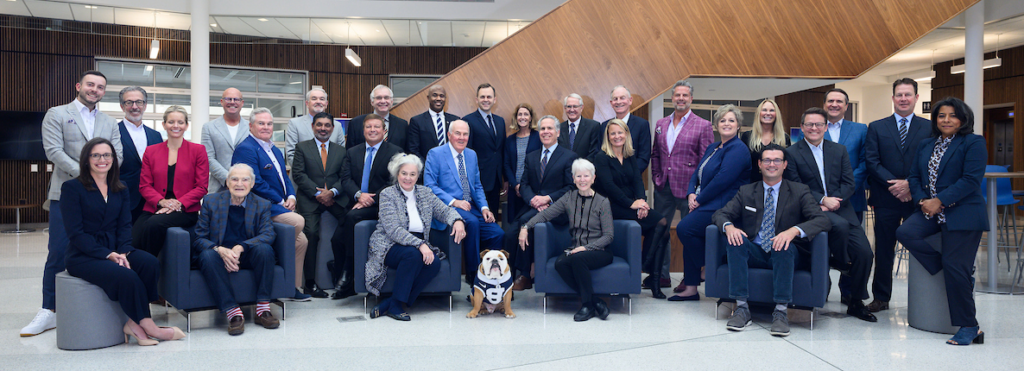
left=3, top=226, right=1024, bottom=370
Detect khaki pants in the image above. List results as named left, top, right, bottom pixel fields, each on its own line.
left=272, top=212, right=308, bottom=288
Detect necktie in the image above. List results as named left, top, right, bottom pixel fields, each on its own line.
left=569, top=122, right=577, bottom=148
left=320, top=143, right=328, bottom=171
left=899, top=118, right=908, bottom=148
left=540, top=149, right=550, bottom=177
left=758, top=187, right=776, bottom=252
left=486, top=114, right=495, bottom=138
left=458, top=153, right=472, bottom=202
left=383, top=117, right=389, bottom=142
left=361, top=146, right=375, bottom=193
left=436, top=115, right=446, bottom=145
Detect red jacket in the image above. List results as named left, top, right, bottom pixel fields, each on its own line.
left=139, top=140, right=210, bottom=213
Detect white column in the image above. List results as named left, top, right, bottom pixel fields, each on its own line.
left=964, top=0, right=984, bottom=133
left=190, top=0, right=210, bottom=142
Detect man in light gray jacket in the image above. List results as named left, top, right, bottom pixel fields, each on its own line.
left=202, top=88, right=249, bottom=193
left=285, top=87, right=344, bottom=167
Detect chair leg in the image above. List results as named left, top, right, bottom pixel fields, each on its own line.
left=271, top=300, right=286, bottom=320
left=628, top=296, right=632, bottom=316
left=810, top=309, right=815, bottom=330
left=186, top=312, right=191, bottom=333
left=449, top=294, right=452, bottom=313
left=543, top=297, right=547, bottom=314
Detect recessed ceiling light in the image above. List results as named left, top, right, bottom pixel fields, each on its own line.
left=84, top=5, right=97, bottom=8
left=210, top=23, right=217, bottom=27
left=257, top=18, right=268, bottom=22
left=376, top=29, right=380, bottom=32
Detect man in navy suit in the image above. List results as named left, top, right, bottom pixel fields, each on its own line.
left=232, top=107, right=310, bottom=301
left=603, top=85, right=651, bottom=172
left=559, top=93, right=602, bottom=159
left=425, top=120, right=505, bottom=284
left=408, top=85, right=460, bottom=161
left=116, top=86, right=163, bottom=222
left=462, top=83, right=505, bottom=221
left=346, top=85, right=408, bottom=151
left=864, top=78, right=933, bottom=312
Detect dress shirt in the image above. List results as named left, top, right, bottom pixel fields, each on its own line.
left=313, top=138, right=339, bottom=197
left=402, top=187, right=425, bottom=233
left=354, top=141, right=384, bottom=201
left=447, top=142, right=488, bottom=211
left=826, top=118, right=844, bottom=143
left=429, top=109, right=447, bottom=139
left=806, top=139, right=828, bottom=200
left=123, top=119, right=149, bottom=160
left=72, top=99, right=98, bottom=139
left=893, top=113, right=915, bottom=125
left=666, top=111, right=691, bottom=153
left=478, top=108, right=497, bottom=137
left=251, top=133, right=294, bottom=203
left=541, top=142, right=559, bottom=158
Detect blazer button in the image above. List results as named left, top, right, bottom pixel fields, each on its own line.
left=668, top=167, right=671, bottom=170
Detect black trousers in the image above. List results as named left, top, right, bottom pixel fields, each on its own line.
left=299, top=204, right=347, bottom=288
left=504, top=208, right=568, bottom=277
left=484, top=187, right=501, bottom=224
left=130, top=202, right=146, bottom=224
left=896, top=213, right=982, bottom=327
left=66, top=250, right=160, bottom=323
left=871, top=203, right=915, bottom=301
left=334, top=205, right=379, bottom=283
left=132, top=212, right=198, bottom=257
left=554, top=249, right=613, bottom=304
left=384, top=244, right=442, bottom=306
left=194, top=244, right=276, bottom=313
left=824, top=212, right=873, bottom=302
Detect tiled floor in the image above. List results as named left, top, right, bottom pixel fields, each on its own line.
left=3, top=227, right=1023, bottom=370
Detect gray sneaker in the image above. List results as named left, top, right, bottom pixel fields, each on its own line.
left=726, top=305, right=752, bottom=331
left=770, top=310, right=790, bottom=337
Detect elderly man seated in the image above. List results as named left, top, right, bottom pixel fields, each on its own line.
left=192, top=163, right=279, bottom=336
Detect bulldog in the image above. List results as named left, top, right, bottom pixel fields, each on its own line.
left=466, top=249, right=515, bottom=319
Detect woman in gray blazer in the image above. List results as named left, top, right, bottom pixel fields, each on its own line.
left=366, top=153, right=466, bottom=321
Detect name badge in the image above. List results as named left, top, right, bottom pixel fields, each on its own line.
left=744, top=206, right=757, bottom=212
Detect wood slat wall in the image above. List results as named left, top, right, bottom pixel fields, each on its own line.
left=774, top=85, right=837, bottom=131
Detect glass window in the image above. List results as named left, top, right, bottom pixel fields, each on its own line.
left=97, top=61, right=154, bottom=87
left=391, top=75, right=441, bottom=101
left=154, top=65, right=191, bottom=89
left=210, top=68, right=257, bottom=92
left=258, top=71, right=305, bottom=94
left=257, top=98, right=304, bottom=121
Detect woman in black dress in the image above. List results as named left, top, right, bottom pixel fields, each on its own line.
left=740, top=99, right=790, bottom=183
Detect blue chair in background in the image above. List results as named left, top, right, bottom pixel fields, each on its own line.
left=982, top=165, right=1019, bottom=268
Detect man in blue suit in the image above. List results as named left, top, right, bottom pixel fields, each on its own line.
left=116, top=86, right=163, bottom=222
left=461, top=83, right=505, bottom=221
left=603, top=85, right=651, bottom=172
left=232, top=107, right=310, bottom=301
left=425, top=120, right=505, bottom=284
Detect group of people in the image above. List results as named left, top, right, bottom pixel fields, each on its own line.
left=22, top=70, right=987, bottom=346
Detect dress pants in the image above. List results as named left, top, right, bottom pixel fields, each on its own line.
left=896, top=213, right=982, bottom=327
left=554, top=250, right=613, bottom=304
left=675, top=208, right=716, bottom=286
left=66, top=250, right=160, bottom=323
left=824, top=212, right=873, bottom=302
left=194, top=244, right=276, bottom=313
left=132, top=211, right=198, bottom=257
left=299, top=204, right=347, bottom=288
left=130, top=202, right=146, bottom=224
left=384, top=244, right=442, bottom=306
left=334, top=205, right=379, bottom=284
left=484, top=187, right=501, bottom=224
left=504, top=208, right=568, bottom=278
left=726, top=236, right=797, bottom=304
left=610, top=203, right=664, bottom=260
left=42, top=200, right=69, bottom=311
left=654, top=180, right=689, bottom=278
left=455, top=208, right=505, bottom=277
left=871, top=203, right=915, bottom=302
left=272, top=212, right=308, bottom=288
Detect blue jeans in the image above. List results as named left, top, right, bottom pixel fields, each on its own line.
left=194, top=244, right=277, bottom=313
left=42, top=200, right=69, bottom=310
left=727, top=236, right=796, bottom=304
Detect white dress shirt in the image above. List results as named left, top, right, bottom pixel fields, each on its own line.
left=402, top=187, right=425, bottom=233
left=667, top=111, right=691, bottom=153
left=72, top=99, right=98, bottom=139
left=826, top=118, right=843, bottom=143
left=429, top=110, right=447, bottom=139
left=805, top=139, right=828, bottom=200
left=123, top=119, right=149, bottom=160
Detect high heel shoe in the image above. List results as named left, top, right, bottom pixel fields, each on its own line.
left=159, top=326, right=186, bottom=340
left=947, top=326, right=984, bottom=346
left=645, top=223, right=671, bottom=299
left=123, top=323, right=158, bottom=346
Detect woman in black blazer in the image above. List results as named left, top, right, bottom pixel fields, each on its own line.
left=592, top=119, right=671, bottom=298
left=503, top=103, right=542, bottom=221
left=896, top=97, right=987, bottom=346
left=740, top=99, right=790, bottom=183
left=61, top=138, right=184, bottom=346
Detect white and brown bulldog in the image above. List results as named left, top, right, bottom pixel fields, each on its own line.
left=466, top=249, right=515, bottom=319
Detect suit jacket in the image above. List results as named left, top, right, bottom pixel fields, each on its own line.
left=503, top=131, right=542, bottom=188
left=908, top=134, right=989, bottom=231
left=232, top=135, right=296, bottom=216
left=408, top=110, right=460, bottom=160
left=604, top=115, right=653, bottom=173
left=520, top=145, right=577, bottom=215
left=687, top=138, right=751, bottom=212
left=293, top=139, right=351, bottom=214
left=42, top=101, right=124, bottom=201
left=192, top=192, right=276, bottom=257
left=341, top=141, right=402, bottom=204
left=865, top=114, right=933, bottom=207
left=559, top=118, right=602, bottom=159
left=346, top=113, right=409, bottom=152
left=201, top=116, right=249, bottom=193
left=462, top=110, right=505, bottom=192
left=139, top=140, right=210, bottom=213
left=60, top=179, right=134, bottom=268
left=284, top=114, right=345, bottom=167
left=784, top=139, right=858, bottom=225
left=424, top=144, right=489, bottom=230
left=650, top=113, right=714, bottom=199
left=592, top=152, right=646, bottom=218
left=824, top=120, right=868, bottom=212
left=713, top=180, right=831, bottom=255
left=118, top=120, right=163, bottom=211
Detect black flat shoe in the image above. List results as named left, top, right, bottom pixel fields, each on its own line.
left=386, top=312, right=411, bottom=321
left=304, top=286, right=329, bottom=299
left=593, top=300, right=610, bottom=320
left=573, top=305, right=596, bottom=322
left=668, top=293, right=700, bottom=302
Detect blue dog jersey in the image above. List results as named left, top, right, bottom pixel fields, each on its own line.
left=474, top=271, right=513, bottom=304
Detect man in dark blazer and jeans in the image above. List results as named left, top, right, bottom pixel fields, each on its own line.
left=116, top=86, right=163, bottom=222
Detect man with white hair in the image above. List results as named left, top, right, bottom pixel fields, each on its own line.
left=346, top=84, right=409, bottom=151
left=285, top=87, right=344, bottom=167
left=559, top=93, right=602, bottom=159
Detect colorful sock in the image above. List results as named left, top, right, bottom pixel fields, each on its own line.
left=226, top=307, right=243, bottom=321
left=256, top=302, right=271, bottom=317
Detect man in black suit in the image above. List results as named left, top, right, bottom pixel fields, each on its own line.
left=333, top=114, right=402, bottom=299
left=603, top=85, right=651, bottom=172
left=116, top=86, right=163, bottom=222
left=292, top=112, right=350, bottom=298
left=346, top=84, right=409, bottom=151
left=504, top=115, right=577, bottom=290
left=559, top=93, right=602, bottom=159
left=714, top=144, right=830, bottom=337
left=462, top=83, right=505, bottom=220
left=864, top=78, right=933, bottom=312
left=784, top=107, right=876, bottom=322
left=408, top=84, right=460, bottom=161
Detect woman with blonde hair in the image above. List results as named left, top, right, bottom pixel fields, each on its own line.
left=740, top=99, right=790, bottom=183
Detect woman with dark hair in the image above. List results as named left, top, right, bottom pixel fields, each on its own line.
left=740, top=99, right=791, bottom=183
left=897, top=97, right=988, bottom=346
left=504, top=103, right=542, bottom=221
left=61, top=137, right=184, bottom=346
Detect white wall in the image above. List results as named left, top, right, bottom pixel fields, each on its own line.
left=836, top=81, right=932, bottom=125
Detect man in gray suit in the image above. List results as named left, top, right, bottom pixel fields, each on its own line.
left=202, top=88, right=249, bottom=193
left=23, top=70, right=124, bottom=337
left=285, top=87, right=344, bottom=167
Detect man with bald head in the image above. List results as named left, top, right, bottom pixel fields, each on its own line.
left=408, top=85, right=460, bottom=160
left=603, top=85, right=651, bottom=172
left=203, top=88, right=250, bottom=193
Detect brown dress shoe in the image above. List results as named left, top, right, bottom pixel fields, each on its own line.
left=672, top=281, right=687, bottom=293
left=255, top=311, right=280, bottom=329
left=866, top=300, right=889, bottom=312
left=511, top=276, right=533, bottom=291
left=228, top=315, right=245, bottom=336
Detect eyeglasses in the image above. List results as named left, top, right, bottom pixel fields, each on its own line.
left=802, top=122, right=826, bottom=128
left=222, top=97, right=243, bottom=103
left=90, top=153, right=113, bottom=160
left=760, top=159, right=785, bottom=165
left=121, top=100, right=146, bottom=107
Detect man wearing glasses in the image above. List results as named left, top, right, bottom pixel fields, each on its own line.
left=202, top=88, right=249, bottom=193
left=116, top=86, right=163, bottom=222
left=346, top=84, right=409, bottom=151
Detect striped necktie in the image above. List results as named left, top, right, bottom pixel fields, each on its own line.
left=436, top=115, right=446, bottom=145
left=899, top=118, right=908, bottom=148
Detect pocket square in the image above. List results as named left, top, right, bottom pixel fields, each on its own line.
left=263, top=164, right=273, bottom=169
left=744, top=206, right=757, bottom=212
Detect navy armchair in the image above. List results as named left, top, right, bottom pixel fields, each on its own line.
left=533, top=220, right=642, bottom=314
left=159, top=223, right=296, bottom=332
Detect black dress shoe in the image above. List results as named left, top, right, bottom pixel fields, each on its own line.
left=304, top=286, right=329, bottom=299
left=847, top=301, right=878, bottom=322
left=332, top=288, right=357, bottom=300
left=573, top=304, right=596, bottom=322
left=593, top=300, right=610, bottom=320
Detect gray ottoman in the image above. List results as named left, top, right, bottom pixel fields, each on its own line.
left=315, top=211, right=339, bottom=289
left=907, top=234, right=960, bottom=335
left=55, top=271, right=128, bottom=350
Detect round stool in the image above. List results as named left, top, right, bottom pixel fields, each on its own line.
left=907, top=234, right=959, bottom=335
left=55, top=271, right=128, bottom=350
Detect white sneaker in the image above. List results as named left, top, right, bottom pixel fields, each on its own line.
left=20, top=309, right=56, bottom=337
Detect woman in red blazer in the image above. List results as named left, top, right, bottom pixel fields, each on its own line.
left=133, top=105, right=209, bottom=256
